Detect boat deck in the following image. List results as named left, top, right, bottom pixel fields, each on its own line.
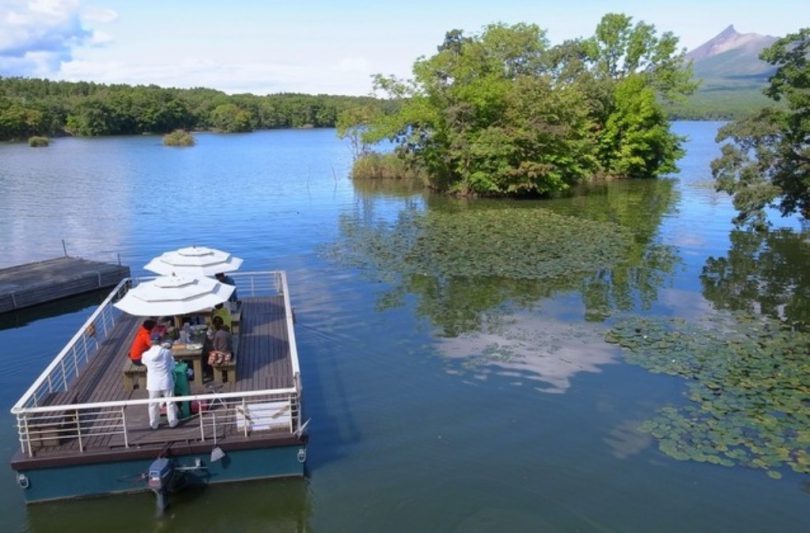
left=14, top=296, right=294, bottom=462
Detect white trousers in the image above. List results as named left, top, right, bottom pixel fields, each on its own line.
left=148, top=389, right=178, bottom=429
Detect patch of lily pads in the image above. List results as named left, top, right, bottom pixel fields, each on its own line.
left=324, top=206, right=633, bottom=280
left=606, top=312, right=810, bottom=478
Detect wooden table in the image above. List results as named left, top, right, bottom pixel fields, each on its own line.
left=171, top=343, right=204, bottom=388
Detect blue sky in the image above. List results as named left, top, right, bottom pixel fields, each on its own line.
left=0, top=0, right=805, bottom=95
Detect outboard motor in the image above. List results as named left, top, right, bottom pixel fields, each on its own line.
left=147, top=457, right=174, bottom=513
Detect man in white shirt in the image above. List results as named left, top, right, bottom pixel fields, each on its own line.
left=141, top=334, right=179, bottom=429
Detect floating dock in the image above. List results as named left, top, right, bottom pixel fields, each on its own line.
left=0, top=257, right=130, bottom=313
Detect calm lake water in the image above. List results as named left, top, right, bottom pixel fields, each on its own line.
left=0, top=123, right=807, bottom=532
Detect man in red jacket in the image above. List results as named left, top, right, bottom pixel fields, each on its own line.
left=129, top=319, right=157, bottom=365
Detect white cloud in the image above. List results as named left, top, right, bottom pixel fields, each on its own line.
left=0, top=0, right=115, bottom=76
left=81, top=6, right=117, bottom=24
left=330, top=56, right=370, bottom=73
left=28, top=0, right=74, bottom=17
left=89, top=29, right=112, bottom=45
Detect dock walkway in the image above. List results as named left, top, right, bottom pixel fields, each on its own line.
left=0, top=257, right=130, bottom=313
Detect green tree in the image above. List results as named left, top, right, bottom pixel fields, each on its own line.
left=712, top=28, right=810, bottom=228
left=0, top=76, right=376, bottom=140
left=365, top=23, right=593, bottom=195
left=210, top=103, right=253, bottom=132
left=337, top=103, right=380, bottom=157
left=599, top=75, right=683, bottom=178
left=0, top=101, right=45, bottom=139
left=359, top=15, right=693, bottom=195
left=586, top=13, right=695, bottom=178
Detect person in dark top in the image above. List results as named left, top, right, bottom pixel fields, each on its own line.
left=215, top=272, right=238, bottom=304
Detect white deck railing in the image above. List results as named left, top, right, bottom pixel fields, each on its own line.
left=11, top=270, right=304, bottom=458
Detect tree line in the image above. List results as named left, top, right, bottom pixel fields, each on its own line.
left=0, top=77, right=378, bottom=140
left=341, top=14, right=697, bottom=196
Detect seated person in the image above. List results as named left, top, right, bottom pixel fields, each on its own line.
left=210, top=303, right=232, bottom=330
left=207, top=316, right=233, bottom=366
left=152, top=316, right=172, bottom=338
left=129, top=319, right=157, bottom=365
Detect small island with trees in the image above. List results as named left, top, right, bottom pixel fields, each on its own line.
left=339, top=14, right=697, bottom=197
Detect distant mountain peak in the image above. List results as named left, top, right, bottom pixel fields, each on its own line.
left=686, top=25, right=775, bottom=62
left=717, top=25, right=738, bottom=39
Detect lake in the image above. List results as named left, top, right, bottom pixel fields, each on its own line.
left=0, top=123, right=807, bottom=532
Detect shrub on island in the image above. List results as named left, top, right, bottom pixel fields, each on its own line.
left=28, top=136, right=49, bottom=147
left=163, top=129, right=195, bottom=147
left=351, top=152, right=426, bottom=181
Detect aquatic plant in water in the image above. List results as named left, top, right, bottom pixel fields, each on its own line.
left=606, top=313, right=810, bottom=478
left=323, top=205, right=683, bottom=337
left=326, top=207, right=632, bottom=281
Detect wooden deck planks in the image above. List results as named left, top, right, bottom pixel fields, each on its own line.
left=27, top=295, right=293, bottom=458
left=235, top=297, right=293, bottom=392
left=0, top=257, right=130, bottom=313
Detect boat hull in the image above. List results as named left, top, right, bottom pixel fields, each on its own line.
left=13, top=442, right=306, bottom=503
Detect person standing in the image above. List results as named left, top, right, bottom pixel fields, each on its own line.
left=141, top=335, right=179, bottom=429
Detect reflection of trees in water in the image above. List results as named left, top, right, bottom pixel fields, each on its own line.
left=351, top=178, right=428, bottom=199
left=701, top=229, right=810, bottom=326
left=337, top=178, right=680, bottom=337
left=25, top=477, right=311, bottom=531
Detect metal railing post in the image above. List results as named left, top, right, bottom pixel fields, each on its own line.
left=242, top=398, right=248, bottom=437
left=121, top=407, right=129, bottom=448
left=101, top=307, right=109, bottom=337
left=76, top=410, right=83, bottom=452
left=22, top=416, right=32, bottom=456
left=83, top=332, right=92, bottom=364
left=212, top=413, right=218, bottom=445
left=72, top=346, right=79, bottom=379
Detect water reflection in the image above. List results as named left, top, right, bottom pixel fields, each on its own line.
left=350, top=178, right=427, bottom=199
left=439, top=308, right=617, bottom=393
left=26, top=477, right=311, bottom=532
left=330, top=178, right=681, bottom=389
left=0, top=290, right=107, bottom=331
left=603, top=419, right=653, bottom=459
left=701, top=228, right=810, bottom=326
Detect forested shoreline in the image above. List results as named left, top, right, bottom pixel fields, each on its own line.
left=0, top=77, right=380, bottom=140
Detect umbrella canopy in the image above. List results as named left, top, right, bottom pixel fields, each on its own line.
left=143, top=246, right=243, bottom=277
left=113, top=275, right=235, bottom=316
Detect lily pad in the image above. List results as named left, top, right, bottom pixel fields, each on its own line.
left=608, top=312, right=810, bottom=479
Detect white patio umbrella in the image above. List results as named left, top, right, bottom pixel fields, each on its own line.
left=113, top=275, right=235, bottom=316
left=143, top=246, right=243, bottom=277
